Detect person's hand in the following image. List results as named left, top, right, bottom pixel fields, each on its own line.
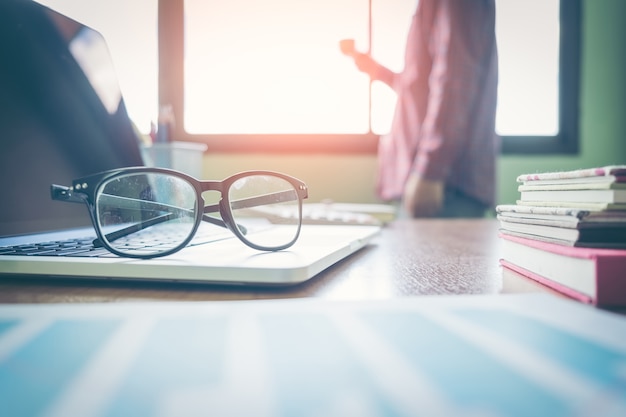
left=339, top=39, right=356, bottom=56
left=353, top=53, right=379, bottom=78
left=402, top=174, right=444, bottom=217
left=339, top=39, right=379, bottom=78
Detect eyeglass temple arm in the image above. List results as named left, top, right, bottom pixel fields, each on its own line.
left=204, top=189, right=302, bottom=213
left=51, top=186, right=231, bottom=245
left=92, top=212, right=230, bottom=248
left=92, top=212, right=172, bottom=247
left=94, top=190, right=298, bottom=244
left=93, top=196, right=232, bottom=245
left=52, top=184, right=298, bottom=214
left=97, top=191, right=302, bottom=244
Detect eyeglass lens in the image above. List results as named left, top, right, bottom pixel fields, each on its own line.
left=94, top=172, right=301, bottom=257
left=227, top=175, right=301, bottom=249
left=96, top=173, right=198, bottom=256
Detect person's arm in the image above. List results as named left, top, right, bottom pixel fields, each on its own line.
left=340, top=40, right=397, bottom=89
left=352, top=53, right=396, bottom=88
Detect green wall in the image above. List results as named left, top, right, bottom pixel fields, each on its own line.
left=497, top=0, right=626, bottom=204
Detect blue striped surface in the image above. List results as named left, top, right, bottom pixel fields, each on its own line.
left=0, top=303, right=623, bottom=417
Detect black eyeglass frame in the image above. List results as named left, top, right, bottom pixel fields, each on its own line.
left=50, top=167, right=309, bottom=258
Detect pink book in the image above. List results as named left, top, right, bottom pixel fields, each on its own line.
left=499, top=233, right=626, bottom=307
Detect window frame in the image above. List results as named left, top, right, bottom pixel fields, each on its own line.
left=500, top=0, right=581, bottom=154
left=158, top=0, right=581, bottom=155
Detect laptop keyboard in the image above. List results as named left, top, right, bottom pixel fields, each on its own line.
left=0, top=223, right=237, bottom=258
left=0, top=237, right=110, bottom=257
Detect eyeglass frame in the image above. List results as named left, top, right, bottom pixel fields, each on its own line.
left=50, top=166, right=309, bottom=258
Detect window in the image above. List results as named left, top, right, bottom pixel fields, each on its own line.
left=496, top=0, right=560, bottom=137
left=497, top=0, right=581, bottom=154
left=38, top=0, right=581, bottom=154
left=166, top=0, right=580, bottom=154
left=184, top=0, right=371, bottom=135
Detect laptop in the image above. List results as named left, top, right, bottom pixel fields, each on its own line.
left=0, top=0, right=380, bottom=285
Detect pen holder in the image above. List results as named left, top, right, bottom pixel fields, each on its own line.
left=140, top=141, right=208, bottom=178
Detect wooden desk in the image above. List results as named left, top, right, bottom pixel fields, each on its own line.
left=0, top=219, right=560, bottom=304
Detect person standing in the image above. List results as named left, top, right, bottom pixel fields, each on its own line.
left=343, top=0, right=498, bottom=217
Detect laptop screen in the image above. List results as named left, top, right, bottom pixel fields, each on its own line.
left=0, top=0, right=144, bottom=237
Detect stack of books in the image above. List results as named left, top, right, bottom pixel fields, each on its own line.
left=496, top=165, right=626, bottom=307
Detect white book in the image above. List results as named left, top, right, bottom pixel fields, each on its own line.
left=519, top=175, right=626, bottom=186
left=515, top=200, right=626, bottom=211
left=518, top=182, right=626, bottom=191
left=516, top=165, right=626, bottom=184
left=519, top=189, right=626, bottom=204
left=497, top=218, right=626, bottom=247
left=496, top=204, right=626, bottom=226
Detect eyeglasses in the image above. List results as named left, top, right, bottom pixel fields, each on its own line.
left=51, top=167, right=308, bottom=258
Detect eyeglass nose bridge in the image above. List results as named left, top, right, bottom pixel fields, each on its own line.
left=218, top=197, right=248, bottom=237
left=199, top=193, right=245, bottom=234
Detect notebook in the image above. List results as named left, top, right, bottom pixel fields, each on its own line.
left=0, top=0, right=380, bottom=285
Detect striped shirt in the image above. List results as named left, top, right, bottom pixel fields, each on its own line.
left=374, top=0, right=498, bottom=207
